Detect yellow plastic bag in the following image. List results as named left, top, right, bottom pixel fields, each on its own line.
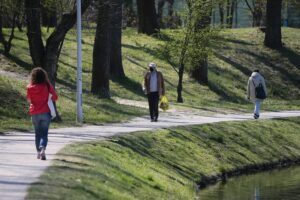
left=159, top=96, right=169, bottom=111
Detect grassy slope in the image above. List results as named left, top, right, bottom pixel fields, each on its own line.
left=0, top=29, right=147, bottom=132
left=119, top=28, right=300, bottom=111
left=0, top=74, right=145, bottom=132
left=27, top=117, right=300, bottom=200
left=1, top=27, right=300, bottom=132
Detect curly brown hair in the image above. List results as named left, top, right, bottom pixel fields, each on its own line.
left=30, top=67, right=49, bottom=84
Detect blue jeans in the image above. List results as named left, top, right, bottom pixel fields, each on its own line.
left=32, top=113, right=51, bottom=151
left=254, top=100, right=261, bottom=116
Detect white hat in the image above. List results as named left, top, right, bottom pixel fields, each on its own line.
left=148, top=62, right=157, bottom=68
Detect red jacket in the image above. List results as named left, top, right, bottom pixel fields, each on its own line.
left=26, top=83, right=58, bottom=115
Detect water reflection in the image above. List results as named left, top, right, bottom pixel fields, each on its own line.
left=198, top=166, right=300, bottom=200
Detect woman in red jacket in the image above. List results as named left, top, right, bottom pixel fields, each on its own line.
left=27, top=67, right=58, bottom=160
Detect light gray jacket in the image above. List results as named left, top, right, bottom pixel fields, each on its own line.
left=247, top=72, right=267, bottom=101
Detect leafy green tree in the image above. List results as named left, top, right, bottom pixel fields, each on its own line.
left=187, top=0, right=215, bottom=84
left=161, top=0, right=218, bottom=102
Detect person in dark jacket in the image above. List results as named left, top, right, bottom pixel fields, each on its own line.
left=143, top=63, right=165, bottom=122
left=27, top=67, right=58, bottom=160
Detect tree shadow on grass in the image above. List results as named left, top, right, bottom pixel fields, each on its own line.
left=217, top=36, right=256, bottom=46
left=125, top=56, right=147, bottom=70
left=58, top=60, right=91, bottom=73
left=122, top=43, right=163, bottom=61
left=214, top=53, right=252, bottom=76
left=0, top=50, right=32, bottom=71
left=56, top=78, right=90, bottom=94
left=112, top=76, right=145, bottom=97
left=280, top=47, right=300, bottom=70
left=0, top=82, right=28, bottom=119
left=238, top=48, right=300, bottom=89
left=207, top=80, right=247, bottom=104
left=13, top=35, right=28, bottom=42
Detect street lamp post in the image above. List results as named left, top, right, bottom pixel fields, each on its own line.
left=76, top=0, right=83, bottom=123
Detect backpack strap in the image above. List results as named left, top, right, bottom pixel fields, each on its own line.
left=252, top=79, right=256, bottom=87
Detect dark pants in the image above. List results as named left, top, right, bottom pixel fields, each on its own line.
left=147, top=92, right=159, bottom=120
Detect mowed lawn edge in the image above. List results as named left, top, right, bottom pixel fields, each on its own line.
left=27, top=117, right=300, bottom=200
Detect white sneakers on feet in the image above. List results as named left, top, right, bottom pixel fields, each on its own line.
left=40, top=147, right=46, bottom=160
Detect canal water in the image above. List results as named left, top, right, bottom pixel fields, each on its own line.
left=198, top=165, right=300, bottom=200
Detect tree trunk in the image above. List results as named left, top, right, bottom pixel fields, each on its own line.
left=26, top=0, right=91, bottom=84
left=0, top=13, right=16, bottom=56
left=226, top=0, right=230, bottom=26
left=253, top=12, right=262, bottom=27
left=123, top=0, right=136, bottom=27
left=137, top=0, right=159, bottom=35
left=25, top=0, right=45, bottom=67
left=42, top=6, right=57, bottom=28
left=168, top=0, right=174, bottom=17
left=219, top=3, right=224, bottom=25
left=177, top=63, right=184, bottom=103
left=264, top=0, right=282, bottom=49
left=157, top=0, right=165, bottom=27
left=16, top=11, right=24, bottom=32
left=25, top=0, right=91, bottom=121
left=190, top=58, right=208, bottom=84
left=175, top=0, right=194, bottom=103
left=245, top=0, right=263, bottom=27
left=91, top=0, right=111, bottom=98
left=189, top=1, right=211, bottom=85
left=226, top=0, right=235, bottom=28
left=229, top=0, right=235, bottom=27
left=110, top=0, right=125, bottom=79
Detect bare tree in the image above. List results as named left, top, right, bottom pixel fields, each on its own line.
left=245, top=0, right=265, bottom=27
left=0, top=0, right=21, bottom=55
left=25, top=0, right=91, bottom=86
left=157, top=0, right=175, bottom=27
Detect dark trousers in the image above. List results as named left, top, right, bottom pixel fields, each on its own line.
left=147, top=92, right=159, bottom=120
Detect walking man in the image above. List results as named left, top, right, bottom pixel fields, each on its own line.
left=247, top=69, right=267, bottom=119
left=143, top=63, right=165, bottom=122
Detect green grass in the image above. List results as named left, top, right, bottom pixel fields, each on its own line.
left=27, top=117, right=300, bottom=200
left=1, top=27, right=300, bottom=132
left=0, top=74, right=146, bottom=132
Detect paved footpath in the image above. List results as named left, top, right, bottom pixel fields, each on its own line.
left=1, top=110, right=300, bottom=200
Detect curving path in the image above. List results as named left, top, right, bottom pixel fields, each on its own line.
left=1, top=110, right=300, bottom=200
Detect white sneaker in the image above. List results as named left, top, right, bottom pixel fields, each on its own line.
left=40, top=148, right=46, bottom=160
